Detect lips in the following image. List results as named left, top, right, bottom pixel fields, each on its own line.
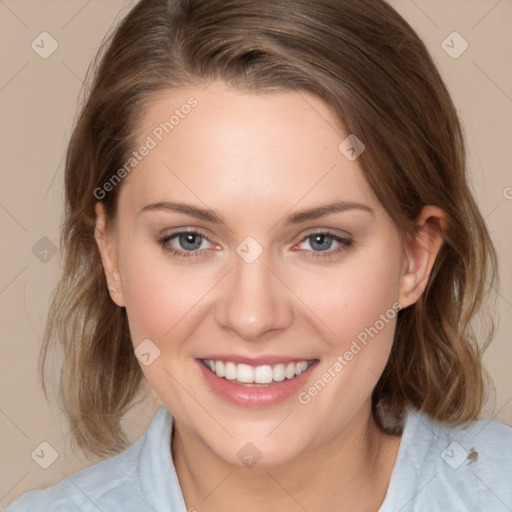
left=196, top=355, right=319, bottom=407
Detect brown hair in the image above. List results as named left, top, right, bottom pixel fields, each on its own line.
left=40, top=0, right=498, bottom=457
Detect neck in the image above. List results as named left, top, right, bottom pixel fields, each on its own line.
left=172, top=403, right=401, bottom=512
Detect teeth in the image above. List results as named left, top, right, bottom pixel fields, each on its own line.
left=215, top=360, right=225, bottom=377
left=273, top=364, right=285, bottom=382
left=295, top=361, right=307, bottom=375
left=225, top=362, right=237, bottom=380
left=237, top=364, right=254, bottom=383
left=254, top=365, right=273, bottom=384
left=285, top=362, right=296, bottom=379
left=203, top=359, right=312, bottom=384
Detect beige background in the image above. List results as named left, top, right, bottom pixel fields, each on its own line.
left=1, top=0, right=511, bottom=507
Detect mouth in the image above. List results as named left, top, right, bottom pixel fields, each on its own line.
left=196, top=356, right=319, bottom=407
left=201, top=359, right=315, bottom=386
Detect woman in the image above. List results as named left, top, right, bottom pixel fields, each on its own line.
left=5, top=0, right=511, bottom=510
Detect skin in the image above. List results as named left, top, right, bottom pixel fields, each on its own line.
left=94, top=81, right=446, bottom=512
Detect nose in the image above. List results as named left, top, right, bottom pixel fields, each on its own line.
left=214, top=249, right=294, bottom=342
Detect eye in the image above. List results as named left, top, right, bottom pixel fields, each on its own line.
left=156, top=230, right=215, bottom=259
left=296, top=231, right=353, bottom=259
left=156, top=229, right=353, bottom=261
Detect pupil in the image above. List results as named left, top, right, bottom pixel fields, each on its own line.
left=312, top=234, right=332, bottom=251
left=181, top=233, right=202, bottom=250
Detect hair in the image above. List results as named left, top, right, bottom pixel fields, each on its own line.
left=40, top=0, right=498, bottom=457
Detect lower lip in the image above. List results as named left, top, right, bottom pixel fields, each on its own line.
left=196, top=360, right=318, bottom=408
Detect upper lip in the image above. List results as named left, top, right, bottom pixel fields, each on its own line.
left=198, top=354, right=318, bottom=366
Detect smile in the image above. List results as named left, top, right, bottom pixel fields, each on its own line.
left=201, top=359, right=314, bottom=385
left=197, top=355, right=319, bottom=407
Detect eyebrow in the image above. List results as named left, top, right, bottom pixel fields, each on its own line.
left=139, top=200, right=374, bottom=225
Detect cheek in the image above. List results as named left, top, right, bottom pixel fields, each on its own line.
left=294, top=243, right=402, bottom=358
left=117, top=241, right=212, bottom=346
left=290, top=247, right=402, bottom=422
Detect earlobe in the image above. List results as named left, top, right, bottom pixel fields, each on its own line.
left=94, top=202, right=125, bottom=307
left=398, top=206, right=447, bottom=308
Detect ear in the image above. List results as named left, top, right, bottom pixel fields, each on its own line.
left=94, top=202, right=125, bottom=307
left=398, top=205, right=447, bottom=309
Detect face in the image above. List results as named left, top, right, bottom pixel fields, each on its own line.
left=95, top=81, right=442, bottom=467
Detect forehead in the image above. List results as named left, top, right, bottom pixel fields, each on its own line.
left=119, top=82, right=380, bottom=220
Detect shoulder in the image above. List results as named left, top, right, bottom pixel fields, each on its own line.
left=418, top=409, right=512, bottom=482
left=3, top=439, right=143, bottom=512
left=3, top=406, right=173, bottom=512
left=383, top=407, right=512, bottom=511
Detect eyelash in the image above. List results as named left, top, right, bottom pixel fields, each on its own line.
left=155, top=229, right=353, bottom=261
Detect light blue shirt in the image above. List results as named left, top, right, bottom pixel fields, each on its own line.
left=4, top=405, right=512, bottom=511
